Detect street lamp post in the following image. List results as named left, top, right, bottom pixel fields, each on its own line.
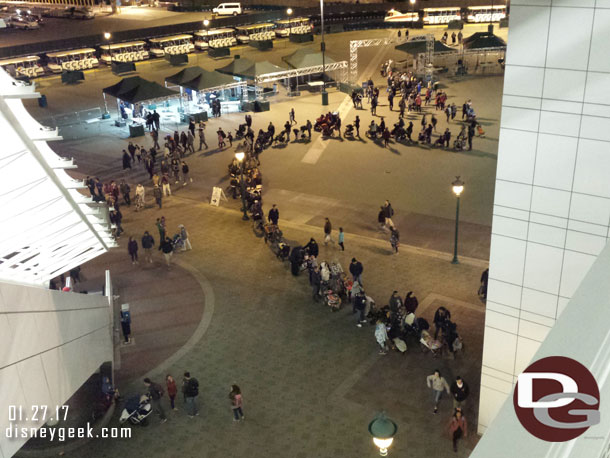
left=369, top=412, right=398, bottom=456
left=409, top=0, right=415, bottom=13
left=451, top=176, right=464, bottom=264
left=320, top=0, right=328, bottom=105
left=235, top=152, right=249, bottom=221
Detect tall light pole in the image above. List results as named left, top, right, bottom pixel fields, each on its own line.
left=451, top=176, right=464, bottom=264
left=320, top=0, right=328, bottom=105
left=235, top=152, right=249, bottom=221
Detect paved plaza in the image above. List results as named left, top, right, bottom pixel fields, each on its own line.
left=17, top=24, right=504, bottom=458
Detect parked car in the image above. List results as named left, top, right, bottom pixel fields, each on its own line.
left=212, top=3, right=242, bottom=16
left=71, top=7, right=95, bottom=19
left=44, top=6, right=95, bottom=19
left=7, top=15, right=39, bottom=29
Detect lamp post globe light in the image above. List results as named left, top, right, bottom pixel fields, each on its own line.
left=286, top=8, right=293, bottom=16
left=104, top=32, right=112, bottom=40
left=451, top=176, right=465, bottom=265
left=235, top=152, right=249, bottom=221
left=368, top=412, right=398, bottom=456
left=203, top=19, right=210, bottom=27
left=409, top=0, right=415, bottom=13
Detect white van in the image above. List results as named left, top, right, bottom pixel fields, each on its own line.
left=212, top=3, right=242, bottom=16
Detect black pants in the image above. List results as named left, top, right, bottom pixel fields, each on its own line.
left=452, top=427, right=463, bottom=450
left=339, top=242, right=345, bottom=251
left=124, top=194, right=131, bottom=205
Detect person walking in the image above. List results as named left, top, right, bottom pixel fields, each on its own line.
left=122, top=150, right=132, bottom=170
left=449, top=408, right=468, bottom=452
left=431, top=114, right=438, bottom=132
left=127, top=236, right=138, bottom=265
left=182, top=372, right=200, bottom=418
left=289, top=108, right=296, bottom=125
left=141, top=231, right=155, bottom=263
left=427, top=369, right=451, bottom=413
left=323, top=217, right=332, bottom=245
left=166, top=375, right=178, bottom=411
left=135, top=183, right=145, bottom=211
left=354, top=115, right=360, bottom=137
left=268, top=204, right=279, bottom=225
left=467, top=123, right=475, bottom=151
left=378, top=206, right=387, bottom=231
left=119, top=180, right=131, bottom=206
left=338, top=227, right=345, bottom=251
left=229, top=384, right=244, bottom=421
left=151, top=129, right=160, bottom=149
left=349, top=258, right=364, bottom=285
left=371, top=96, right=378, bottom=116
left=390, top=227, right=400, bottom=254
left=152, top=110, right=160, bottom=130
left=143, top=378, right=167, bottom=423
left=354, top=291, right=367, bottom=327
left=179, top=224, right=192, bottom=251
left=159, top=236, right=173, bottom=267
left=479, top=268, right=489, bottom=299
left=161, top=173, right=171, bottom=197
left=198, top=125, right=208, bottom=150
left=186, top=130, right=195, bottom=154
left=444, top=128, right=452, bottom=148
left=450, top=376, right=470, bottom=410
left=153, top=184, right=162, bottom=209
left=399, top=98, right=405, bottom=118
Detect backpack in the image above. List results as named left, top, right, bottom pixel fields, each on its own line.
left=185, top=378, right=199, bottom=397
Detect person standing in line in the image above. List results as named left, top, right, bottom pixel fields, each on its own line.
left=166, top=375, right=178, bottom=411
left=143, top=378, right=167, bottom=423
left=349, top=258, right=364, bottom=285
left=427, top=369, right=451, bottom=414
left=450, top=376, right=470, bottom=410
left=323, top=217, right=333, bottom=245
left=159, top=237, right=174, bottom=267
left=229, top=384, right=244, bottom=421
left=390, top=227, right=400, bottom=254
left=181, top=161, right=192, bottom=185
left=153, top=184, right=162, bottom=209
left=268, top=204, right=279, bottom=225
left=383, top=200, right=395, bottom=228
left=127, top=236, right=138, bottom=265
left=449, top=408, right=468, bottom=452
left=198, top=125, right=208, bottom=150
left=289, top=108, right=296, bottom=125
left=338, top=227, right=345, bottom=251
left=375, top=319, right=389, bottom=355
left=179, top=224, right=192, bottom=251
left=182, top=372, right=200, bottom=418
left=141, top=231, right=155, bottom=263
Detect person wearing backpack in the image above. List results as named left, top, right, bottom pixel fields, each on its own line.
left=144, top=377, right=167, bottom=423
left=183, top=372, right=199, bottom=418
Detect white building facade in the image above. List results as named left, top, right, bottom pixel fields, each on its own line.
left=479, top=0, right=610, bottom=434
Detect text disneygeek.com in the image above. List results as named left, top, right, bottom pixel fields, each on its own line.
left=5, top=423, right=131, bottom=441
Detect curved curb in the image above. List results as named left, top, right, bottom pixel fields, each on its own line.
left=140, top=258, right=215, bottom=381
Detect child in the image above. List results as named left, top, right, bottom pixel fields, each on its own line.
left=229, top=384, right=244, bottom=421
left=166, top=375, right=178, bottom=411
left=338, top=227, right=345, bottom=251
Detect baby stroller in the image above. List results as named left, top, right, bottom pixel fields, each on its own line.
left=420, top=330, right=442, bottom=357
left=264, top=224, right=282, bottom=244
left=324, top=289, right=342, bottom=311
left=273, top=240, right=290, bottom=261
left=119, top=395, right=152, bottom=426
left=344, top=124, right=355, bottom=139
left=321, top=124, right=334, bottom=137
left=454, top=135, right=467, bottom=151
left=172, top=233, right=184, bottom=252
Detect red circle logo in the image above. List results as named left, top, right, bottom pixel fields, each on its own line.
left=513, top=356, right=600, bottom=442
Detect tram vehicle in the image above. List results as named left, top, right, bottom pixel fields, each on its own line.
left=422, top=7, right=462, bottom=25
left=235, top=23, right=275, bottom=44
left=46, top=48, right=98, bottom=73
left=0, top=56, right=45, bottom=78
left=100, top=41, right=148, bottom=64
left=274, top=17, right=312, bottom=37
left=466, top=5, right=507, bottom=23
left=193, top=28, right=237, bottom=50
left=383, top=9, right=419, bottom=23
left=148, top=35, right=194, bottom=57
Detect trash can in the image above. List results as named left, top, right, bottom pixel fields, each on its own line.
left=321, top=91, right=329, bottom=106
left=38, top=94, right=47, bottom=108
left=129, top=124, right=145, bottom=138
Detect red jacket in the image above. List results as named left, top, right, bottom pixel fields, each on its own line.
left=166, top=379, right=177, bottom=397
left=449, top=416, right=468, bottom=437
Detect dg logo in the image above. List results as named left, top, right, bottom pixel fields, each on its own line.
left=513, top=356, right=600, bottom=442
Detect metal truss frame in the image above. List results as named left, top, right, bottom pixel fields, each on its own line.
left=256, top=61, right=348, bottom=85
